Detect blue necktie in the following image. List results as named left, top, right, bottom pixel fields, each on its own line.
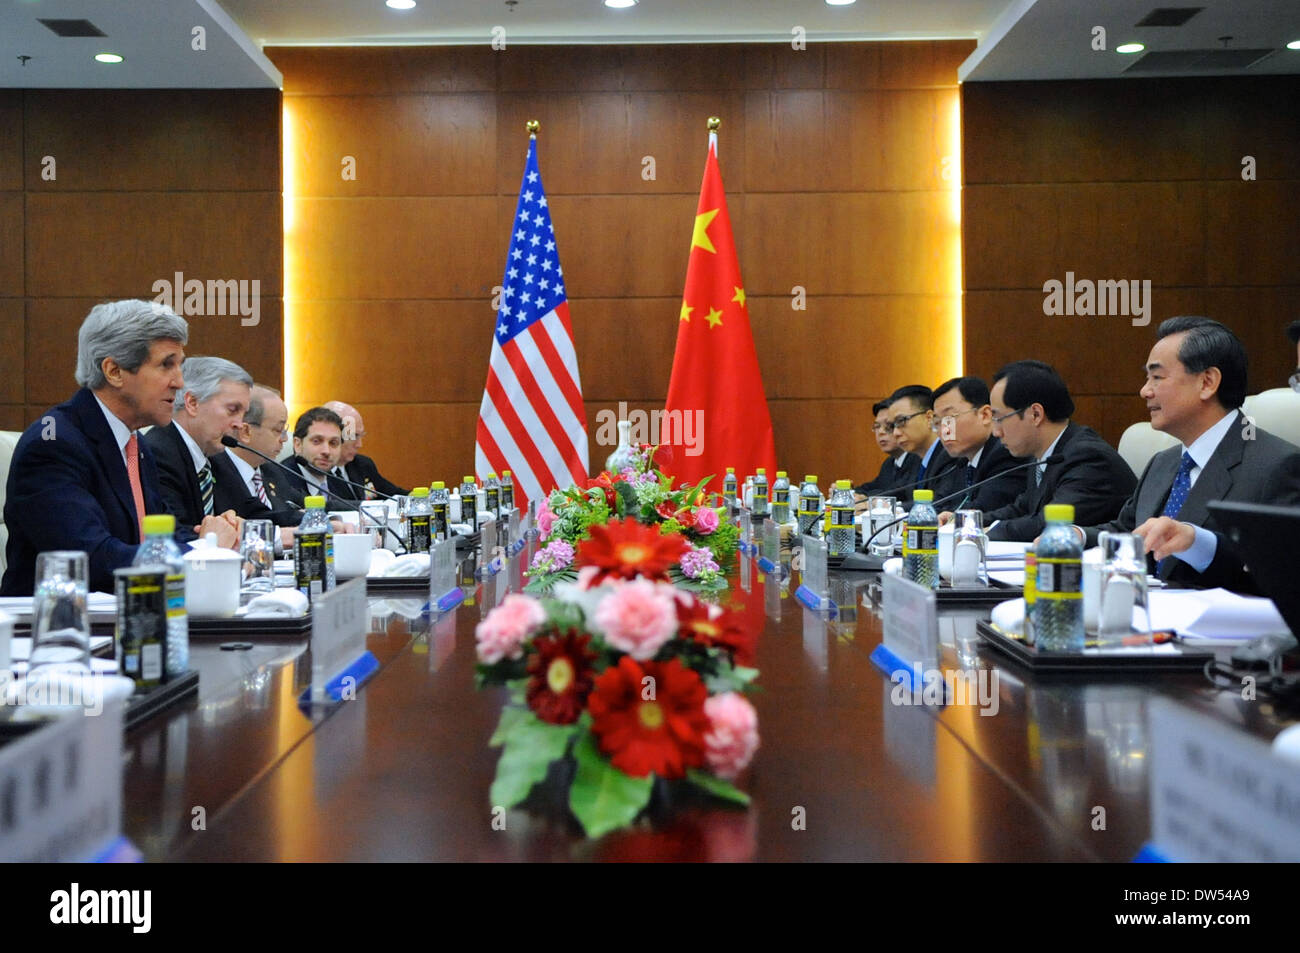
left=965, top=464, right=976, bottom=487
left=1156, top=452, right=1195, bottom=574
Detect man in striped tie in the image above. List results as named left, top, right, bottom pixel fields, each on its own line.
left=1, top=301, right=236, bottom=595
left=212, top=383, right=301, bottom=534
left=144, top=356, right=251, bottom=535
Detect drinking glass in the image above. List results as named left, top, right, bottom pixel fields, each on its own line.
left=28, top=551, right=91, bottom=675
left=360, top=501, right=390, bottom=549
left=867, top=496, right=896, bottom=557
left=240, top=520, right=276, bottom=593
left=1097, top=531, right=1151, bottom=646
left=952, top=509, right=988, bottom=587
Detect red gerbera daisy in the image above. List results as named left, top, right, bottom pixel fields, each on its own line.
left=588, top=656, right=709, bottom=779
left=675, top=599, right=758, bottom=667
left=526, top=631, right=597, bottom=724
left=576, top=518, right=688, bottom=583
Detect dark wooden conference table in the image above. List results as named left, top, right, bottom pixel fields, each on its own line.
left=119, top=554, right=1284, bottom=862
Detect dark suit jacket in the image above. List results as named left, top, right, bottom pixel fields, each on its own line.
left=916, top=440, right=963, bottom=497
left=211, top=450, right=300, bottom=528
left=928, top=435, right=1027, bottom=514
left=986, top=422, right=1136, bottom=542
left=143, top=422, right=208, bottom=530
left=2, top=389, right=172, bottom=595
left=855, top=452, right=917, bottom=497
left=343, top=453, right=407, bottom=498
left=1085, top=419, right=1300, bottom=591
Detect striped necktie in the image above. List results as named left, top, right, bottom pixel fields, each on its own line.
left=198, top=462, right=215, bottom=517
left=251, top=469, right=270, bottom=506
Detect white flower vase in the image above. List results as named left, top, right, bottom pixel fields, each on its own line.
left=605, top=419, right=636, bottom=473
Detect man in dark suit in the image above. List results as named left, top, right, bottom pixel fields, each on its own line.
left=144, top=356, right=251, bottom=531
left=1084, top=316, right=1300, bottom=591
left=323, top=400, right=407, bottom=499
left=928, top=376, right=1026, bottom=513
left=2, top=300, right=235, bottom=595
left=975, top=361, right=1136, bottom=541
left=855, top=398, right=917, bottom=500
left=213, top=383, right=300, bottom=529
left=277, top=406, right=356, bottom=510
left=883, top=384, right=962, bottom=498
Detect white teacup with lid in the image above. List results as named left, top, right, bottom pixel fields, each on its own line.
left=184, top=533, right=243, bottom=618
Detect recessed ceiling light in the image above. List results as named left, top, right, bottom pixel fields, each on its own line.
left=604, top=0, right=638, bottom=8
left=826, top=0, right=858, bottom=6
left=1116, top=43, right=1145, bottom=54
left=94, top=52, right=123, bottom=64
left=1287, top=39, right=1300, bottom=50
left=385, top=0, right=416, bottom=10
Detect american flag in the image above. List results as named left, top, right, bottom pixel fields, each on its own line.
left=475, top=136, right=588, bottom=511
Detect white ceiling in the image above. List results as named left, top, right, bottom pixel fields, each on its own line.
left=1, top=0, right=1297, bottom=88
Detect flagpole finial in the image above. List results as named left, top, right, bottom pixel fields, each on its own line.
left=526, top=119, right=540, bottom=138
left=707, top=116, right=721, bottom=132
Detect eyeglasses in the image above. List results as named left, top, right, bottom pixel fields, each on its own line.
left=1291, top=370, right=1300, bottom=395
left=933, top=407, right=982, bottom=432
left=870, top=423, right=893, bottom=435
left=991, top=407, right=1027, bottom=425
left=889, top=410, right=929, bottom=431
left=252, top=421, right=289, bottom=439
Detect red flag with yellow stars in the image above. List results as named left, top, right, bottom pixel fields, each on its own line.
left=662, top=126, right=776, bottom=492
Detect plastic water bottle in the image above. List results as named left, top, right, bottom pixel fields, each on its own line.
left=723, top=467, right=738, bottom=510
left=460, top=475, right=478, bottom=527
left=752, top=468, right=769, bottom=518
left=771, top=470, right=791, bottom=523
left=293, top=495, right=335, bottom=600
left=430, top=481, right=450, bottom=542
left=903, top=489, right=939, bottom=589
left=827, top=480, right=857, bottom=558
left=1034, top=503, right=1084, bottom=651
left=499, top=470, right=514, bottom=514
left=132, top=513, right=188, bottom=679
left=483, top=473, right=500, bottom=519
left=797, top=475, right=823, bottom=538
left=406, top=486, right=433, bottom=553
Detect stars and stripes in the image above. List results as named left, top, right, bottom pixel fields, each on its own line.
left=475, top=137, right=588, bottom=511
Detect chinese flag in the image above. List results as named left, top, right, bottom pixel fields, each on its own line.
left=663, top=129, right=776, bottom=491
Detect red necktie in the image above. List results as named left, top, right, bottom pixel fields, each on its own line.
left=125, top=432, right=147, bottom=538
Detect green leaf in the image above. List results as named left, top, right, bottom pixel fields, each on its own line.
left=489, top=703, right=532, bottom=747
left=489, top=716, right=577, bottom=809
left=686, top=768, right=751, bottom=806
left=568, top=731, right=654, bottom=838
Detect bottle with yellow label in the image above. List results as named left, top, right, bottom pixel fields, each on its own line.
left=902, top=489, right=939, bottom=589
left=1034, top=503, right=1084, bottom=651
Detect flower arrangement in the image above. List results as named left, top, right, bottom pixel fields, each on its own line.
left=527, top=444, right=739, bottom=593
left=478, top=519, right=760, bottom=838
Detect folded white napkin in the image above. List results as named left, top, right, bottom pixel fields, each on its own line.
left=882, top=556, right=903, bottom=576
left=990, top=597, right=1025, bottom=635
left=367, top=549, right=397, bottom=576
left=383, top=553, right=431, bottom=577
left=243, top=589, right=309, bottom=618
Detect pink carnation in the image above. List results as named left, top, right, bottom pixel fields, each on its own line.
left=475, top=593, right=546, bottom=664
left=593, top=578, right=677, bottom=660
left=537, top=498, right=555, bottom=540
left=703, top=692, right=759, bottom=780
left=694, top=506, right=720, bottom=534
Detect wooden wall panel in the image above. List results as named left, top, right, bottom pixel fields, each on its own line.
left=275, top=42, right=967, bottom=486
left=12, top=89, right=284, bottom=431
left=0, top=92, right=21, bottom=191
left=963, top=77, right=1300, bottom=450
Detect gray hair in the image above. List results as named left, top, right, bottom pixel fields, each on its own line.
left=75, top=299, right=189, bottom=390
left=245, top=383, right=282, bottom=428
left=175, top=356, right=253, bottom=415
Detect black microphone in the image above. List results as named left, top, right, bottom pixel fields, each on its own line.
left=855, top=453, right=1066, bottom=556
left=861, top=451, right=967, bottom=500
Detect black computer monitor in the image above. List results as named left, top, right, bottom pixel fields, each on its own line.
left=1207, top=500, right=1300, bottom=637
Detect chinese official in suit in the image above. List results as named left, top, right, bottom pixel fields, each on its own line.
left=977, top=361, right=1136, bottom=541
left=1083, top=316, right=1300, bottom=591
left=884, top=385, right=963, bottom=497
left=928, top=376, right=1027, bottom=513
left=2, top=301, right=236, bottom=595
left=855, top=398, right=918, bottom=499
left=143, top=356, right=251, bottom=531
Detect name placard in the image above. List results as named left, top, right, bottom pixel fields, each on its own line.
left=871, top=572, right=939, bottom=687
left=1146, top=697, right=1300, bottom=862
left=795, top=533, right=830, bottom=612
left=757, top=517, right=780, bottom=575
left=308, top=576, right=375, bottom=705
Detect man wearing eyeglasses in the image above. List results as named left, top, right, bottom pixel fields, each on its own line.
left=323, top=400, right=407, bottom=500
left=980, top=360, right=1135, bottom=541
left=1079, top=316, right=1300, bottom=592
left=928, top=376, right=1026, bottom=513
left=884, top=385, right=960, bottom=496
left=212, top=383, right=300, bottom=527
left=854, top=398, right=919, bottom=499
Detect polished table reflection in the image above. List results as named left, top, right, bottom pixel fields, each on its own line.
left=118, top=561, right=1287, bottom=862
